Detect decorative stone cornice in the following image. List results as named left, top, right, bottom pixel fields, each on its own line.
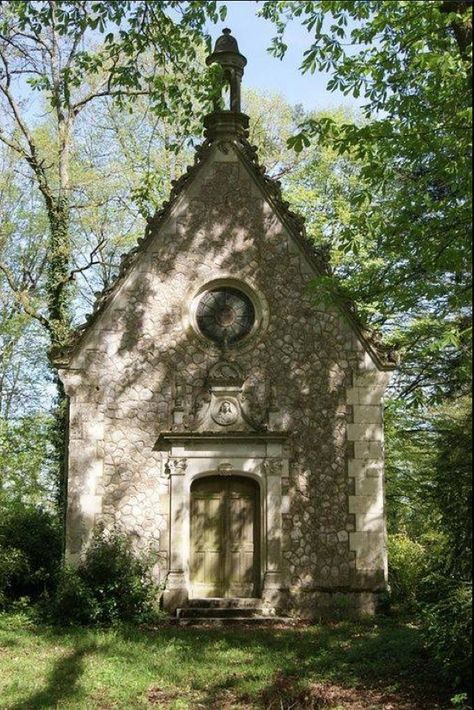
left=156, top=431, right=289, bottom=448
left=204, top=111, right=249, bottom=140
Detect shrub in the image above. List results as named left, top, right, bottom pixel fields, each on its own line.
left=51, top=527, right=159, bottom=626
left=51, top=566, right=98, bottom=626
left=422, top=578, right=472, bottom=693
left=0, top=504, right=61, bottom=606
left=0, top=548, right=29, bottom=609
left=388, top=532, right=472, bottom=696
left=387, top=533, right=427, bottom=608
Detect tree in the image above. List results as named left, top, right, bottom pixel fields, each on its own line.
left=261, top=0, right=472, bottom=405
left=261, top=11, right=472, bottom=678
left=0, top=0, right=224, bottom=512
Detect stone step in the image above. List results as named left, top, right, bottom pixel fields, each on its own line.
left=174, top=616, right=293, bottom=627
left=186, top=597, right=262, bottom=609
left=177, top=606, right=261, bottom=619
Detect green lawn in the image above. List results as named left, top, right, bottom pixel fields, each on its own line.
left=0, top=612, right=454, bottom=709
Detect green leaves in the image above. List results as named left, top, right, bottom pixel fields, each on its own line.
left=287, top=131, right=311, bottom=153
left=264, top=0, right=472, bottom=406
left=2, top=1, right=223, bottom=122
left=0, top=415, right=56, bottom=506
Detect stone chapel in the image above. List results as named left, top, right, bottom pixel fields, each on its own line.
left=53, top=30, right=397, bottom=619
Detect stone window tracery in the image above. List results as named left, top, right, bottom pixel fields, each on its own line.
left=196, top=286, right=255, bottom=346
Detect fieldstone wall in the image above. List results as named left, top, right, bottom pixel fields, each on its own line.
left=59, top=141, right=391, bottom=616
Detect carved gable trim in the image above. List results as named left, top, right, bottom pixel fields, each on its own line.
left=51, top=135, right=397, bottom=372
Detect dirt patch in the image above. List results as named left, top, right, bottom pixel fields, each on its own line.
left=147, top=685, right=182, bottom=706
left=145, top=677, right=449, bottom=710
left=89, top=689, right=117, bottom=710
left=259, top=675, right=448, bottom=710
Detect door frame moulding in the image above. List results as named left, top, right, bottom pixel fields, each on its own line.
left=157, top=432, right=290, bottom=612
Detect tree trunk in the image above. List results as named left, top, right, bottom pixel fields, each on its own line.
left=47, top=196, right=71, bottom=525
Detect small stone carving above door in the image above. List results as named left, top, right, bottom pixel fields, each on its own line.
left=208, top=360, right=244, bottom=387
left=164, top=457, right=187, bottom=478
left=211, top=399, right=239, bottom=427
left=193, top=391, right=249, bottom=431
left=185, top=354, right=271, bottom=433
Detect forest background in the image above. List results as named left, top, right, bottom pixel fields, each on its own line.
left=0, top=0, right=471, bottom=700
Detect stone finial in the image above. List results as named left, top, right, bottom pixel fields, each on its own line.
left=204, top=29, right=249, bottom=140
left=206, top=28, right=247, bottom=113
left=213, top=27, right=240, bottom=55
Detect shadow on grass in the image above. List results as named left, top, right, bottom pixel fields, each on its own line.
left=118, top=617, right=446, bottom=708
left=3, top=616, right=450, bottom=710
left=9, top=642, right=97, bottom=710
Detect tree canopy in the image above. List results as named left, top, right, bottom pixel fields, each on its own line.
left=262, top=0, right=472, bottom=405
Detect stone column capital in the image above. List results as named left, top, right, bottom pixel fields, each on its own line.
left=262, top=457, right=284, bottom=478
left=165, top=457, right=188, bottom=478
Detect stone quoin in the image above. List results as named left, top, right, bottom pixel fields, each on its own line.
left=52, top=29, right=398, bottom=619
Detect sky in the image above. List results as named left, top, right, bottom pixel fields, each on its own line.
left=206, top=1, right=359, bottom=113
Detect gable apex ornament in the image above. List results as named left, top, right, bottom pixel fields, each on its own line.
left=50, top=29, right=398, bottom=373
left=206, top=28, right=247, bottom=113
left=204, top=28, right=249, bottom=140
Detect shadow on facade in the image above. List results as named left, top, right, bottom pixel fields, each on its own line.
left=74, top=146, right=357, bottom=600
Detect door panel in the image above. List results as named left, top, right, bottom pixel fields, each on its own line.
left=227, top=491, right=256, bottom=596
left=190, top=476, right=259, bottom=598
left=190, top=486, right=225, bottom=596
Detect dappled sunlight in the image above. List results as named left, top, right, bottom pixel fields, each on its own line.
left=190, top=476, right=259, bottom=598
left=0, top=614, right=450, bottom=709
left=60, top=82, right=389, bottom=614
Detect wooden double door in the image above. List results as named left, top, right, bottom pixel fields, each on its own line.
left=190, top=476, right=260, bottom=598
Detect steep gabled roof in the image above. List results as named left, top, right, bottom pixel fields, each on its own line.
left=51, top=129, right=398, bottom=371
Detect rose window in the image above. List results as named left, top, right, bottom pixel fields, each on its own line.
left=196, top=287, right=256, bottom=345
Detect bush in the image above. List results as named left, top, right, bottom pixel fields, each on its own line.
left=388, top=532, right=472, bottom=696
left=0, top=504, right=61, bottom=607
left=51, top=566, right=98, bottom=626
left=51, top=527, right=159, bottom=626
left=422, top=578, right=472, bottom=693
left=0, top=548, right=29, bottom=608
left=388, top=533, right=427, bottom=608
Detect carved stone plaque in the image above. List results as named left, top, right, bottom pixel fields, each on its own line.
left=211, top=399, right=239, bottom=426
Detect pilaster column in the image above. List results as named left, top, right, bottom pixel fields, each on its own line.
left=163, top=457, right=188, bottom=611
left=262, top=458, right=286, bottom=609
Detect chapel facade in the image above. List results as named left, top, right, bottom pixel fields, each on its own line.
left=54, top=30, right=397, bottom=618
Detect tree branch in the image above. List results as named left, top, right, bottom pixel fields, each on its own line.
left=0, top=128, right=26, bottom=157
left=71, top=89, right=151, bottom=116
left=65, top=238, right=107, bottom=284
left=0, top=262, right=52, bottom=333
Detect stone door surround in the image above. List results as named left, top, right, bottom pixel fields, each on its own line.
left=157, top=432, right=289, bottom=612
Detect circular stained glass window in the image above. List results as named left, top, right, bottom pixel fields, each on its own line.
left=196, top=287, right=256, bottom=346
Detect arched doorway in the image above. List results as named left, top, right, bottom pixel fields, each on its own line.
left=190, top=476, right=260, bottom=598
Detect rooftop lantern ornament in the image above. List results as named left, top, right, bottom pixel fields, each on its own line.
left=204, top=29, right=250, bottom=140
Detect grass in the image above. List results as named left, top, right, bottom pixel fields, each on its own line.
left=0, top=612, right=455, bottom=709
